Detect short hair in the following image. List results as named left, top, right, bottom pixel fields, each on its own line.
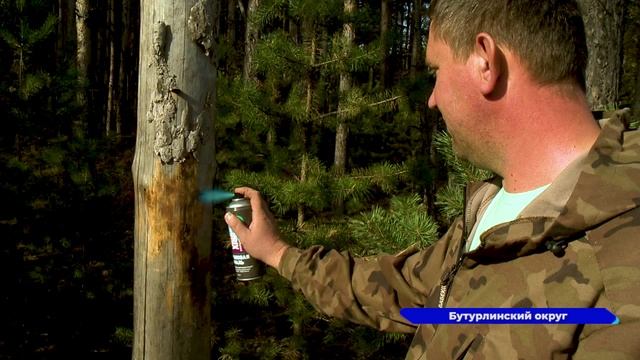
left=428, top=0, right=588, bottom=89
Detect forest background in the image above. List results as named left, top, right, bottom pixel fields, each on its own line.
left=1, top=0, right=639, bottom=358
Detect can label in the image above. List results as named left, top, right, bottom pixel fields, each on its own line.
left=226, top=197, right=264, bottom=281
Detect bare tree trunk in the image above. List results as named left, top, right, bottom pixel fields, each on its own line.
left=106, top=0, right=117, bottom=136
left=242, top=0, right=260, bottom=82
left=297, top=25, right=316, bottom=229
left=227, top=0, right=237, bottom=44
left=409, top=0, right=423, bottom=80
left=623, top=0, right=640, bottom=117
left=115, top=0, right=130, bottom=137
left=242, top=0, right=272, bottom=150
left=96, top=8, right=108, bottom=137
left=57, top=0, right=75, bottom=64
left=132, top=0, right=218, bottom=358
left=75, top=0, right=91, bottom=137
left=579, top=0, right=626, bottom=110
left=403, top=1, right=411, bottom=72
left=334, top=0, right=355, bottom=176
left=380, top=0, right=390, bottom=88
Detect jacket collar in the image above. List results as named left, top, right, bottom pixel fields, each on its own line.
left=465, top=109, right=640, bottom=263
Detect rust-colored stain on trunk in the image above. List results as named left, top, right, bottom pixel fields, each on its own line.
left=144, top=159, right=212, bottom=309
left=146, top=160, right=200, bottom=258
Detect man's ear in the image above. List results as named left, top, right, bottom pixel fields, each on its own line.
left=469, top=33, right=501, bottom=96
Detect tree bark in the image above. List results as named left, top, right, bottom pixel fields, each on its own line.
left=297, top=23, right=317, bottom=229
left=115, top=0, right=131, bottom=137
left=409, top=0, right=423, bottom=80
left=380, top=0, right=391, bottom=88
left=75, top=0, right=91, bottom=136
left=132, top=0, right=217, bottom=359
left=579, top=0, right=626, bottom=110
left=57, top=0, right=75, bottom=65
left=227, top=0, right=237, bottom=44
left=106, top=0, right=117, bottom=136
left=403, top=1, right=411, bottom=71
left=334, top=0, right=355, bottom=176
left=242, top=0, right=260, bottom=82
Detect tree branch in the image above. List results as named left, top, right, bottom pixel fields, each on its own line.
left=316, top=95, right=403, bottom=120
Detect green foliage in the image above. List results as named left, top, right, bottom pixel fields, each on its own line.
left=255, top=31, right=309, bottom=77
left=112, top=327, right=134, bottom=347
left=435, top=183, right=465, bottom=223
left=433, top=131, right=493, bottom=223
left=223, top=159, right=409, bottom=218
left=0, top=0, right=57, bottom=100
left=20, top=70, right=50, bottom=99
left=212, top=1, right=439, bottom=358
left=349, top=194, right=439, bottom=256
left=1, top=6, right=132, bottom=353
left=432, top=131, right=492, bottom=185
left=1, top=135, right=135, bottom=355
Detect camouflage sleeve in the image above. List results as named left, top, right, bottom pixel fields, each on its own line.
left=277, top=218, right=462, bottom=333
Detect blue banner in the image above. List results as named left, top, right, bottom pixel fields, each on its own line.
left=400, top=308, right=619, bottom=325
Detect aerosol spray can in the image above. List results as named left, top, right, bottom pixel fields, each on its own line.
left=226, top=194, right=264, bottom=281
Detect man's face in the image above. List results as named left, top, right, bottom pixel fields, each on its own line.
left=425, top=30, right=495, bottom=168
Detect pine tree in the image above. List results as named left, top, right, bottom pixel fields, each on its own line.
left=212, top=0, right=491, bottom=358
left=0, top=0, right=57, bottom=101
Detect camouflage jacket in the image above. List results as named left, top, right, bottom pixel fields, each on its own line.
left=277, top=110, right=640, bottom=359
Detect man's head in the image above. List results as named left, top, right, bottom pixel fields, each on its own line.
left=428, top=0, right=587, bottom=90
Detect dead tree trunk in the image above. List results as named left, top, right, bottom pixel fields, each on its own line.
left=579, top=0, right=626, bottom=110
left=132, top=0, right=218, bottom=359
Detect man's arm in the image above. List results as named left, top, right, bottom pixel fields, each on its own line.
left=225, top=187, right=459, bottom=332
left=276, top=244, right=440, bottom=332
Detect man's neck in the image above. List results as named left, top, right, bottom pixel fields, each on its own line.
left=498, top=84, right=601, bottom=193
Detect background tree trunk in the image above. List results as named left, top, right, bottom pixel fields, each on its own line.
left=106, top=0, right=117, bottom=136
left=132, top=0, right=217, bottom=358
left=227, top=0, right=237, bottom=44
left=242, top=0, right=260, bottom=82
left=580, top=0, right=626, bottom=110
left=56, top=0, right=75, bottom=65
left=334, top=0, right=355, bottom=176
left=380, top=0, right=390, bottom=88
left=409, top=0, right=423, bottom=80
left=115, top=0, right=131, bottom=137
left=295, top=21, right=318, bottom=230
left=75, top=0, right=91, bottom=136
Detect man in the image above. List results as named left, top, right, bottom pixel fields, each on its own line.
left=225, top=0, right=640, bottom=358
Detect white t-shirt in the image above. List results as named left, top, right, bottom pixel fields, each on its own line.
left=468, top=184, right=550, bottom=252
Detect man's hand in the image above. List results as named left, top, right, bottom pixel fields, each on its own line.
left=224, top=187, right=290, bottom=269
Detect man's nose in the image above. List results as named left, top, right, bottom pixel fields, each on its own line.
left=427, top=91, right=437, bottom=110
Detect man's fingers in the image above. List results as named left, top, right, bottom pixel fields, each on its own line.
left=234, top=187, right=267, bottom=212
left=224, top=212, right=248, bottom=238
